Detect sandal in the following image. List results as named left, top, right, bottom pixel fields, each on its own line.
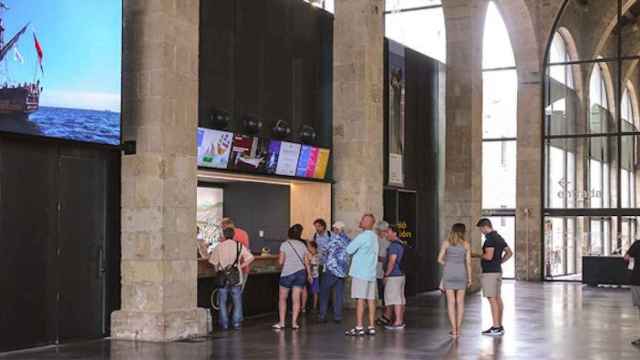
left=345, top=327, right=365, bottom=336
left=292, top=324, right=300, bottom=330
left=366, top=327, right=376, bottom=336
left=272, top=323, right=285, bottom=330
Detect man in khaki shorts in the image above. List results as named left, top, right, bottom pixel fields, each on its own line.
left=477, top=218, right=512, bottom=337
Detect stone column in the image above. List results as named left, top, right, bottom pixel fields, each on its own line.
left=441, top=1, right=486, bottom=248
left=111, top=0, right=207, bottom=341
left=333, top=0, right=384, bottom=233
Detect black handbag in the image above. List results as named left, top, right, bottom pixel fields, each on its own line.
left=214, top=241, right=242, bottom=288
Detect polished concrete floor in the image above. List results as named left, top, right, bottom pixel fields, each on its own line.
left=2, top=281, right=640, bottom=359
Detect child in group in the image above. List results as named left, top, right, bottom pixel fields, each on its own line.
left=306, top=241, right=321, bottom=312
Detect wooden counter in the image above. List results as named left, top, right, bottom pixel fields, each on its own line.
left=197, top=254, right=282, bottom=318
left=197, top=254, right=281, bottom=278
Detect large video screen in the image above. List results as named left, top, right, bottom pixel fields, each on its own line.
left=296, top=145, right=331, bottom=179
left=0, top=1, right=122, bottom=145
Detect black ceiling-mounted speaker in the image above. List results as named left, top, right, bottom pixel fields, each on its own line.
left=242, top=114, right=263, bottom=135
left=299, top=125, right=317, bottom=145
left=272, top=120, right=291, bottom=139
left=208, top=108, right=231, bottom=130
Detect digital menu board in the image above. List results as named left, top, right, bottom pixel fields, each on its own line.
left=228, top=135, right=269, bottom=172
left=197, top=128, right=233, bottom=169
left=275, top=141, right=302, bottom=176
left=197, top=128, right=330, bottom=180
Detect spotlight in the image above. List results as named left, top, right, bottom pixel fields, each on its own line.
left=299, top=125, right=317, bottom=145
left=207, top=108, right=231, bottom=130
left=242, top=114, right=263, bottom=136
left=272, top=120, right=291, bottom=139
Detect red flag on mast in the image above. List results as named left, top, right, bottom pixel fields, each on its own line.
left=33, top=33, right=43, bottom=73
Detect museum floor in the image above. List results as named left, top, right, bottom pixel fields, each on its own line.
left=2, top=281, right=639, bottom=359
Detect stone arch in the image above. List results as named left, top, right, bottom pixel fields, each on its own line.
left=624, top=80, right=640, bottom=127
left=493, top=0, right=540, bottom=76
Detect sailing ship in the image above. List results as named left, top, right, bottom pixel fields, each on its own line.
left=0, top=1, right=42, bottom=116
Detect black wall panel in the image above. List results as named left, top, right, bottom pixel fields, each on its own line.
left=221, top=182, right=290, bottom=254
left=199, top=0, right=333, bottom=148
left=384, top=41, right=443, bottom=294
left=0, top=137, right=120, bottom=352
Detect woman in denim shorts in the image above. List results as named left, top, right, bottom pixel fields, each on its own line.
left=273, top=224, right=311, bottom=330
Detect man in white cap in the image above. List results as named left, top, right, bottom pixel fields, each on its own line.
left=318, top=220, right=351, bottom=323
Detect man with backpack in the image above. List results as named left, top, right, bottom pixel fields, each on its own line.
left=209, top=227, right=255, bottom=330
left=382, top=225, right=406, bottom=330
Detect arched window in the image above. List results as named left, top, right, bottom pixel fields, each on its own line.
left=481, top=1, right=516, bottom=278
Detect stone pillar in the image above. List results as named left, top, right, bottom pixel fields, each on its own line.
left=441, top=1, right=486, bottom=254
left=333, top=0, right=384, bottom=233
left=111, top=0, right=207, bottom=341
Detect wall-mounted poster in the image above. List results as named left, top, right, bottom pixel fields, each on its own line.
left=197, top=128, right=233, bottom=169
left=197, top=186, right=224, bottom=248
left=388, top=40, right=405, bottom=186
left=0, top=1, right=122, bottom=145
left=312, top=148, right=330, bottom=179
left=228, top=135, right=269, bottom=172
left=275, top=141, right=301, bottom=176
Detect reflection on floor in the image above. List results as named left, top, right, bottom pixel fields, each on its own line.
left=548, top=273, right=582, bottom=281
left=2, top=281, right=640, bottom=359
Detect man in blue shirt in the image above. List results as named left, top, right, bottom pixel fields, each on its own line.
left=345, top=213, right=379, bottom=336
left=382, top=225, right=406, bottom=330
left=318, top=221, right=350, bottom=323
left=313, top=218, right=332, bottom=265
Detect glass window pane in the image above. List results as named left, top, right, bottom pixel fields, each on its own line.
left=483, top=70, right=517, bottom=139
left=385, top=0, right=441, bottom=11
left=544, top=216, right=622, bottom=280
left=545, top=62, right=619, bottom=136
left=482, top=141, right=516, bottom=209
left=545, top=137, right=618, bottom=209
left=384, top=8, right=446, bottom=63
left=622, top=135, right=639, bottom=208
left=482, top=2, right=515, bottom=69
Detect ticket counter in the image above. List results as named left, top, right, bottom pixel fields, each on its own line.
left=196, top=170, right=331, bottom=317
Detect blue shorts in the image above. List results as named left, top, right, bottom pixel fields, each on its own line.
left=280, top=270, right=307, bottom=289
left=310, top=277, right=320, bottom=294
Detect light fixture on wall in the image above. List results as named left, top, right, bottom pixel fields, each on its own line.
left=272, top=120, right=291, bottom=140
left=207, top=108, right=231, bottom=130
left=299, top=125, right=317, bottom=145
left=242, top=114, right=263, bottom=136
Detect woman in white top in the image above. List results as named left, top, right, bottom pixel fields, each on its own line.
left=273, top=224, right=311, bottom=330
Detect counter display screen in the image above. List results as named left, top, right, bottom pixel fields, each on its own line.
left=294, top=146, right=331, bottom=179
left=312, top=148, right=331, bottom=179
left=265, top=140, right=281, bottom=174
left=197, top=128, right=233, bottom=169
left=275, top=141, right=301, bottom=176
left=296, top=145, right=319, bottom=178
left=228, top=135, right=269, bottom=172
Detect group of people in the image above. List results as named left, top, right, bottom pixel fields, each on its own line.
left=201, top=214, right=517, bottom=338
left=272, top=213, right=407, bottom=335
